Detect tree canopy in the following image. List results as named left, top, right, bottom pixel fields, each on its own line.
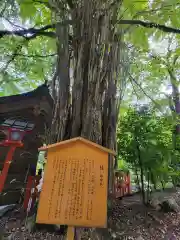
left=0, top=0, right=180, bottom=97
left=0, top=0, right=180, bottom=188
left=117, top=106, right=180, bottom=200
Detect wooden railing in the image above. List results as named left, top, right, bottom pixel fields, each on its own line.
left=23, top=175, right=41, bottom=211
left=114, top=171, right=131, bottom=198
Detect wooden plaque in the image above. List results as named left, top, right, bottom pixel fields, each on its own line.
left=36, top=138, right=110, bottom=228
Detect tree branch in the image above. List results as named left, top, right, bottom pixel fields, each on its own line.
left=32, top=0, right=52, bottom=9
left=133, top=3, right=180, bottom=19
left=0, top=2, right=7, bottom=17
left=1, top=45, right=23, bottom=72
left=3, top=17, right=26, bottom=30
left=119, top=20, right=180, bottom=34
left=1, top=39, right=30, bottom=73
left=0, top=24, right=56, bottom=39
left=66, top=0, right=74, bottom=9
left=0, top=20, right=74, bottom=39
left=129, top=73, right=162, bottom=110
left=5, top=53, right=57, bottom=58
left=173, top=55, right=179, bottom=66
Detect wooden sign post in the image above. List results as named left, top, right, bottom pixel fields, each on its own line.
left=36, top=137, right=116, bottom=239
left=67, top=226, right=75, bottom=240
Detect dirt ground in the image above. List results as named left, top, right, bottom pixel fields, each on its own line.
left=1, top=192, right=180, bottom=239
left=107, top=194, right=180, bottom=240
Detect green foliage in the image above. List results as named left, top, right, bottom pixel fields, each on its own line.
left=0, top=0, right=179, bottom=187
left=17, top=0, right=51, bottom=24
left=0, top=0, right=55, bottom=95
left=36, top=151, right=46, bottom=172
left=117, top=106, right=180, bottom=190
left=0, top=0, right=180, bottom=101
left=117, top=159, right=129, bottom=172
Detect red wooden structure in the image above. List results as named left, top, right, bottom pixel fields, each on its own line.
left=0, top=84, right=53, bottom=205
left=114, top=170, right=131, bottom=198
left=23, top=175, right=41, bottom=211
left=0, top=120, right=34, bottom=193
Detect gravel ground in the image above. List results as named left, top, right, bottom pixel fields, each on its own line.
left=1, top=191, right=180, bottom=239
left=108, top=195, right=180, bottom=240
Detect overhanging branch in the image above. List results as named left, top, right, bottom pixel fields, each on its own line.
left=0, top=20, right=74, bottom=39
left=1, top=18, right=180, bottom=41
left=129, top=73, right=162, bottom=111
left=119, top=20, right=180, bottom=34
left=32, top=0, right=51, bottom=8
left=0, top=24, right=56, bottom=39
left=1, top=39, right=30, bottom=72
left=5, top=53, right=57, bottom=58
left=0, top=2, right=7, bottom=17
left=1, top=44, right=23, bottom=72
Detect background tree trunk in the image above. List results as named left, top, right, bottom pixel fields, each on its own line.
left=135, top=168, right=141, bottom=191
left=168, top=68, right=180, bottom=150
left=135, top=136, right=146, bottom=204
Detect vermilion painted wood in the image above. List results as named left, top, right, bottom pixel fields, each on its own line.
left=30, top=175, right=41, bottom=210
left=114, top=172, right=131, bottom=198
left=23, top=175, right=41, bottom=211
left=0, top=145, right=17, bottom=193
left=0, top=126, right=28, bottom=194
left=0, top=127, right=26, bottom=146
left=23, top=176, right=34, bottom=210
left=0, top=129, right=23, bottom=194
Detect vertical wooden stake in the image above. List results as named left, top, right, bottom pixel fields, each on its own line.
left=67, top=226, right=75, bottom=240
left=0, top=145, right=16, bottom=193
left=23, top=176, right=34, bottom=210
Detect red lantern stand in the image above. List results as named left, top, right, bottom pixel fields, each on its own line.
left=0, top=123, right=41, bottom=210
left=0, top=127, right=26, bottom=193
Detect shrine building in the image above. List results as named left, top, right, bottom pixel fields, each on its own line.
left=0, top=84, right=53, bottom=205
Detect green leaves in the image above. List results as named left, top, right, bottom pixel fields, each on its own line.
left=129, top=27, right=149, bottom=49
left=18, top=1, right=37, bottom=22
left=0, top=81, right=26, bottom=96
left=117, top=106, right=177, bottom=188
left=17, top=0, right=51, bottom=25
left=122, top=0, right=149, bottom=17
left=121, top=0, right=180, bottom=112
left=0, top=0, right=56, bottom=96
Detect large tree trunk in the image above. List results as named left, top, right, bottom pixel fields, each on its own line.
left=50, top=0, right=124, bottom=190
left=48, top=0, right=125, bottom=238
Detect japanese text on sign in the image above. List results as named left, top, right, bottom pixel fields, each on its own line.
left=36, top=145, right=108, bottom=227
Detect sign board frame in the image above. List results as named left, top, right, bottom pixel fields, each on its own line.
left=36, top=137, right=116, bottom=230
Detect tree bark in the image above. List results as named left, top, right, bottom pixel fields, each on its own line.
left=49, top=0, right=123, bottom=188
left=135, top=136, right=146, bottom=204
left=150, top=171, right=157, bottom=190
left=48, top=0, right=125, bottom=237
left=135, top=168, right=140, bottom=191
left=168, top=68, right=180, bottom=150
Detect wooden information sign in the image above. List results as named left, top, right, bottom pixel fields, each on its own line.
left=36, top=137, right=116, bottom=231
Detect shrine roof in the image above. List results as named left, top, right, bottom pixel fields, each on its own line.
left=38, top=137, right=116, bottom=156
left=0, top=84, right=53, bottom=106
